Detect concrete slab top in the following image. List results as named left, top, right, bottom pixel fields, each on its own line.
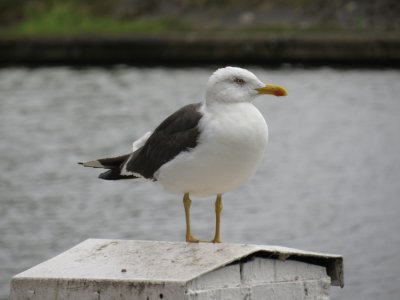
left=13, top=239, right=344, bottom=287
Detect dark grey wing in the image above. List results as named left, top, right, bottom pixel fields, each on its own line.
left=79, top=154, right=131, bottom=169
left=124, top=102, right=203, bottom=179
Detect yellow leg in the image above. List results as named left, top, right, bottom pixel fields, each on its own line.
left=211, top=194, right=223, bottom=243
left=183, top=193, right=200, bottom=243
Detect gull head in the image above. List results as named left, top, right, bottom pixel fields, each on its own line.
left=205, top=66, right=287, bottom=104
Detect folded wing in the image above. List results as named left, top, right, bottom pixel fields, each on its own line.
left=79, top=102, right=203, bottom=181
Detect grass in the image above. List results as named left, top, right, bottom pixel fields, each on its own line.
left=1, top=2, right=397, bottom=38
left=1, top=3, right=193, bottom=37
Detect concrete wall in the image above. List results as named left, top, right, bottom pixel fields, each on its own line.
left=11, top=258, right=331, bottom=300
left=9, top=239, right=343, bottom=300
left=1, top=35, right=399, bottom=66
left=187, top=257, right=330, bottom=299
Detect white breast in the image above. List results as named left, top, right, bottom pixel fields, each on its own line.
left=156, top=102, right=268, bottom=197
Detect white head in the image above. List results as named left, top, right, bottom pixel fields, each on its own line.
left=205, top=66, right=287, bottom=104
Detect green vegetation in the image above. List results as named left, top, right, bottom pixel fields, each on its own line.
left=1, top=2, right=192, bottom=36
left=0, top=0, right=399, bottom=37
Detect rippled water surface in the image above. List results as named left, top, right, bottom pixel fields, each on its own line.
left=0, top=67, right=399, bottom=300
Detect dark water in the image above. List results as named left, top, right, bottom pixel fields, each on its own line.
left=0, top=67, right=399, bottom=300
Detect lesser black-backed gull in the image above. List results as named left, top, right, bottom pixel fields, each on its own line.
left=80, top=67, right=287, bottom=243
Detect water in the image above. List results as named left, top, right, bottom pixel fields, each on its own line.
left=0, top=66, right=399, bottom=300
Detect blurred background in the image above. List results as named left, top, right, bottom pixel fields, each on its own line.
left=1, top=1, right=400, bottom=300
left=1, top=0, right=399, bottom=35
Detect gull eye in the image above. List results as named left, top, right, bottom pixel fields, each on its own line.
left=233, top=77, right=245, bottom=85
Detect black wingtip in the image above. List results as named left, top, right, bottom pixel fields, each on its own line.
left=99, top=169, right=113, bottom=180
left=99, top=169, right=138, bottom=180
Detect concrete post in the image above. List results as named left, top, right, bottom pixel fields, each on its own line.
left=10, top=239, right=343, bottom=300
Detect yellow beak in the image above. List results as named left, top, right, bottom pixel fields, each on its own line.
left=256, top=84, right=288, bottom=97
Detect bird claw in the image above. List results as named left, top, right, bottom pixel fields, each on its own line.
left=186, top=235, right=203, bottom=243
left=211, top=238, right=221, bottom=244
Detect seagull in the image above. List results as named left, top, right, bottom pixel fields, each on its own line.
left=79, top=67, right=287, bottom=243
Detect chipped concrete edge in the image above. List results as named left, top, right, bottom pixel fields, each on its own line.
left=146, top=239, right=344, bottom=288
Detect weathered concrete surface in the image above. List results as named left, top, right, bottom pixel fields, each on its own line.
left=186, top=257, right=332, bottom=300
left=10, top=239, right=344, bottom=300
left=0, top=35, right=399, bottom=66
